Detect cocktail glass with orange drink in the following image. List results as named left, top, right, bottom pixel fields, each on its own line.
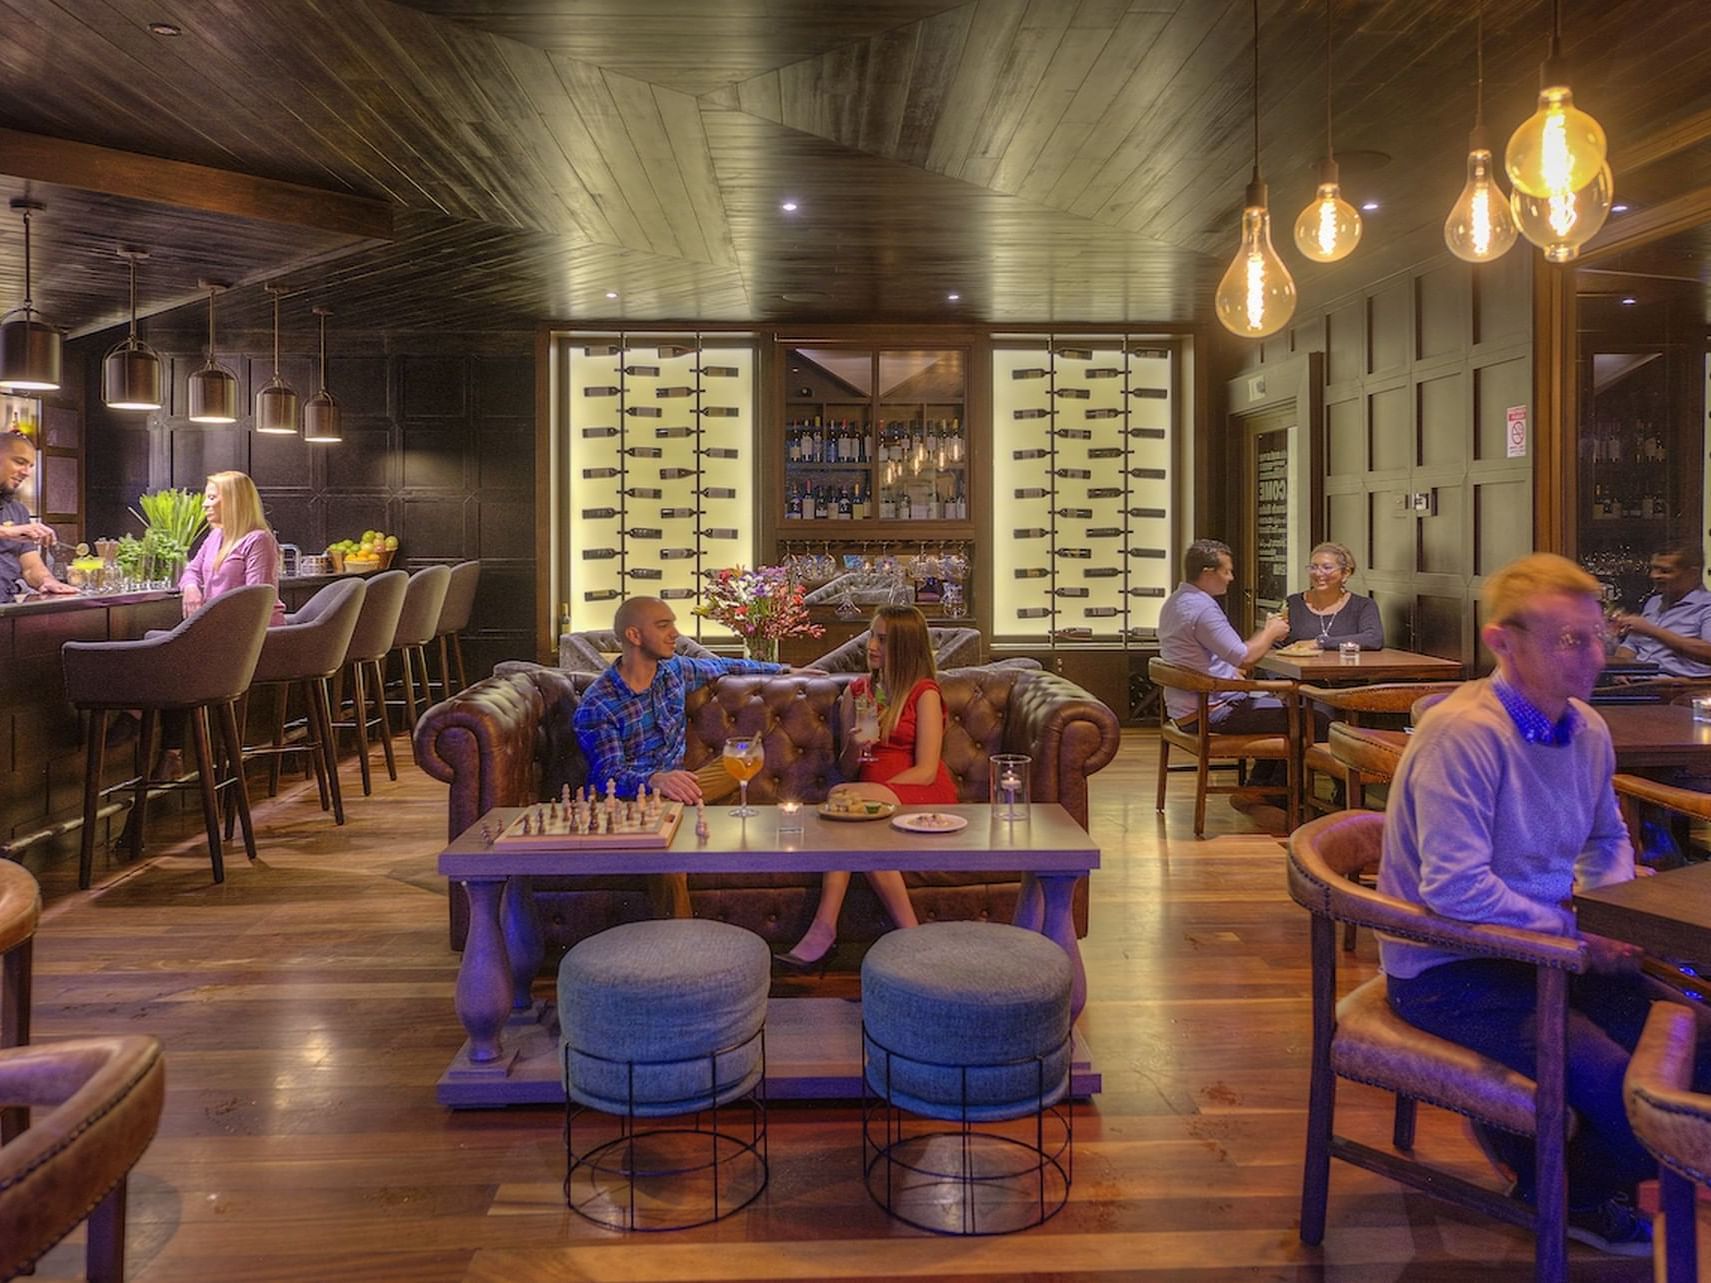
left=722, top=736, right=764, bottom=817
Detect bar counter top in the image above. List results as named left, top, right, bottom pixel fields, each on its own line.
left=0, top=569, right=379, bottom=618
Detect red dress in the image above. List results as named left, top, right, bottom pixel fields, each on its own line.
left=853, top=676, right=958, bottom=804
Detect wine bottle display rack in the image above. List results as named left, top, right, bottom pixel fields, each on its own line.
left=991, top=340, right=1174, bottom=645
left=565, top=335, right=756, bottom=637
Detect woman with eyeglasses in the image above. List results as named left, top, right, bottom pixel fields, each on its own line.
left=1283, top=541, right=1385, bottom=651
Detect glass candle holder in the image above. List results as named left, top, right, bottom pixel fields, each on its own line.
left=1338, top=641, right=1360, bottom=666
left=777, top=799, right=804, bottom=837
left=990, top=753, right=1031, bottom=822
left=1693, top=696, right=1711, bottom=725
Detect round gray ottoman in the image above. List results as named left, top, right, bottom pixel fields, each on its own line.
left=559, top=918, right=770, bottom=1116
left=861, top=921, right=1072, bottom=1120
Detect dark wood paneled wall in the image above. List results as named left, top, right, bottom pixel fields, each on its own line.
left=78, top=329, right=537, bottom=679
left=1231, top=249, right=1536, bottom=669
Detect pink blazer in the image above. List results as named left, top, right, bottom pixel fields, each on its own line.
left=180, top=528, right=286, bottom=627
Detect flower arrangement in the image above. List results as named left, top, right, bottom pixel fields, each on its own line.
left=693, top=564, right=824, bottom=662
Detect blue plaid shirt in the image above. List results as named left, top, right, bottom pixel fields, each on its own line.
left=572, top=654, right=783, bottom=798
left=1491, top=674, right=1579, bottom=747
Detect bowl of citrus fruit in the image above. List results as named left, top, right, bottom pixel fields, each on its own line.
left=326, top=530, right=398, bottom=573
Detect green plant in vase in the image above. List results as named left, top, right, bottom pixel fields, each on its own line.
left=129, top=488, right=208, bottom=586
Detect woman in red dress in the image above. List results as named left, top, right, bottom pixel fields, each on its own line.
left=777, top=605, right=956, bottom=970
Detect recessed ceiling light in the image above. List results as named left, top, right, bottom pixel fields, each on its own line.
left=780, top=200, right=799, bottom=212
left=1612, top=203, right=1630, bottom=213
left=605, top=291, right=619, bottom=300
left=1621, top=296, right=1638, bottom=305
left=947, top=292, right=961, bottom=302
left=147, top=21, right=181, bottom=36
left=1360, top=201, right=1379, bottom=212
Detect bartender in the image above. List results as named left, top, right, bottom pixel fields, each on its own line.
left=0, top=430, right=75, bottom=603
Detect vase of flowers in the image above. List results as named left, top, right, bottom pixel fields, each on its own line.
left=693, top=565, right=824, bottom=662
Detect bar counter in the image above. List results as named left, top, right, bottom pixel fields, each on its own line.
left=0, top=572, right=372, bottom=872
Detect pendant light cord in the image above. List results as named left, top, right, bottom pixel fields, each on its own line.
left=1476, top=0, right=1485, bottom=126
left=1250, top=0, right=1260, bottom=180
left=318, top=312, right=328, bottom=391
left=19, top=209, right=32, bottom=310
left=127, top=256, right=138, bottom=339
left=1324, top=0, right=1334, bottom=159
left=272, top=288, right=281, bottom=376
left=206, top=289, right=216, bottom=361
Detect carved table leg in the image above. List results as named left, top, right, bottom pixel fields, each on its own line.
left=1033, top=872, right=1087, bottom=1020
left=454, top=878, right=515, bottom=1065
left=1013, top=871, right=1045, bottom=932
left=502, top=875, right=547, bottom=1023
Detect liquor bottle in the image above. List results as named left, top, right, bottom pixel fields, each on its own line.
left=624, top=364, right=661, bottom=377
left=853, top=483, right=868, bottom=521
left=786, top=485, right=802, bottom=519
left=581, top=426, right=619, bottom=439
left=788, top=431, right=801, bottom=463
left=559, top=601, right=571, bottom=634
left=837, top=487, right=852, bottom=519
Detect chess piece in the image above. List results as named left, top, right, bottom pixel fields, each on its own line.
left=561, top=783, right=571, bottom=807
left=520, top=815, right=532, bottom=836
left=694, top=801, right=710, bottom=841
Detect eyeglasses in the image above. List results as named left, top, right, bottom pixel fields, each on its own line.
left=1305, top=562, right=1345, bottom=575
left=1506, top=618, right=1608, bottom=652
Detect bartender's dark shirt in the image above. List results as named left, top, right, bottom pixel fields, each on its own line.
left=0, top=497, right=31, bottom=604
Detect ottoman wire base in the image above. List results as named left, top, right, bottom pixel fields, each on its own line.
left=562, top=1028, right=768, bottom=1231
left=861, top=1026, right=1073, bottom=1236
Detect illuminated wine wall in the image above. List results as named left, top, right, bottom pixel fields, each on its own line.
left=990, top=340, right=1174, bottom=645
left=564, top=334, right=756, bottom=636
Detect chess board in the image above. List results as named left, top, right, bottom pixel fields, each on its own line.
left=492, top=801, right=685, bottom=850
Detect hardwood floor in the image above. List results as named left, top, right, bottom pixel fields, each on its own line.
left=19, top=729, right=1650, bottom=1281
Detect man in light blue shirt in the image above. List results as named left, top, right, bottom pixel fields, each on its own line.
left=1157, top=538, right=1291, bottom=729
left=1615, top=542, right=1711, bottom=678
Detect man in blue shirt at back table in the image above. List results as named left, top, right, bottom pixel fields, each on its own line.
left=572, top=595, right=798, bottom=916
left=1614, top=541, right=1711, bottom=678
left=1157, top=538, right=1293, bottom=785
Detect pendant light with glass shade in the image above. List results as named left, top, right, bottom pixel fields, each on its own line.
left=1511, top=158, right=1612, bottom=263
left=1505, top=0, right=1607, bottom=200
left=188, top=280, right=239, bottom=424
left=102, top=248, right=164, bottom=411
left=1444, top=1, right=1518, bottom=262
left=1215, top=0, right=1296, bottom=339
left=254, top=283, right=299, bottom=435
left=1293, top=0, right=1361, bottom=264
left=303, top=307, right=341, bottom=444
left=0, top=199, right=61, bottom=392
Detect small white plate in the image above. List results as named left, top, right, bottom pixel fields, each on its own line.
left=891, top=812, right=968, bottom=834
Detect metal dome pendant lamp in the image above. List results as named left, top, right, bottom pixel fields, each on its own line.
left=1215, top=0, right=1296, bottom=339
left=188, top=280, right=239, bottom=424
left=254, top=282, right=300, bottom=435
left=302, top=307, right=342, bottom=444
left=102, top=247, right=164, bottom=411
left=1292, top=0, right=1361, bottom=264
left=0, top=199, right=62, bottom=392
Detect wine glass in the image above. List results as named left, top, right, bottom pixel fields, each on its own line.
left=722, top=736, right=764, bottom=817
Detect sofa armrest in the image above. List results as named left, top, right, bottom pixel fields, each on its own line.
left=1001, top=669, right=1121, bottom=830
left=414, top=667, right=579, bottom=841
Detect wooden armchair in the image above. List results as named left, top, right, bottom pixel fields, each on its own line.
left=1625, top=1002, right=1710, bottom=1283
left=1148, top=658, right=1299, bottom=837
left=1288, top=811, right=1585, bottom=1282
left=1297, top=682, right=1461, bottom=816
left=1611, top=773, right=1711, bottom=867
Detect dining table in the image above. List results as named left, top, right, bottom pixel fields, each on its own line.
left=1255, top=646, right=1464, bottom=684
left=1572, top=862, right=1711, bottom=969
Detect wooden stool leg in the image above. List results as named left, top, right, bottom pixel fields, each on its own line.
left=300, top=679, right=330, bottom=813
left=266, top=684, right=287, bottom=798
left=1193, top=751, right=1209, bottom=838
left=218, top=701, right=257, bottom=863
left=401, top=647, right=421, bottom=761
left=85, top=1173, right=128, bottom=1283
left=128, top=711, right=156, bottom=863
left=1155, top=739, right=1169, bottom=811
left=189, top=707, right=225, bottom=883
left=371, top=658, right=398, bottom=782
left=351, top=661, right=374, bottom=797
left=453, top=633, right=468, bottom=692
left=438, top=634, right=453, bottom=702
left=79, top=710, right=108, bottom=890
left=314, top=678, right=345, bottom=825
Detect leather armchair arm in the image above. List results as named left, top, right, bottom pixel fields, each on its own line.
left=1625, top=1002, right=1711, bottom=1182
left=414, top=669, right=568, bottom=840
left=1001, top=669, right=1121, bottom=830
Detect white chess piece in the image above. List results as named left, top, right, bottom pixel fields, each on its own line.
left=694, top=800, right=709, bottom=840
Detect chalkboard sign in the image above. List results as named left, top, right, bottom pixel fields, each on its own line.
left=1255, top=428, right=1290, bottom=616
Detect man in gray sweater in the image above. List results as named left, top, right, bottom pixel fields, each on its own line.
left=1380, top=552, right=1709, bottom=1257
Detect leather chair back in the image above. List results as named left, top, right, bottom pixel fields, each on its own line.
left=392, top=564, right=451, bottom=650
left=559, top=629, right=718, bottom=674
left=808, top=626, right=984, bottom=673
left=253, top=576, right=367, bottom=683
left=343, top=570, right=408, bottom=664
left=435, top=560, right=482, bottom=638
left=63, top=584, right=275, bottom=709
left=1626, top=1003, right=1711, bottom=1187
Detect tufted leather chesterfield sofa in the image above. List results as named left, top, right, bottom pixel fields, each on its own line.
left=416, top=663, right=1121, bottom=958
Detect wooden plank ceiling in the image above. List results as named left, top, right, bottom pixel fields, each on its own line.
left=0, top=0, right=1706, bottom=337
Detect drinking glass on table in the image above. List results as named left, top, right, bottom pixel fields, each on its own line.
left=852, top=693, right=881, bottom=765
left=722, top=736, right=765, bottom=817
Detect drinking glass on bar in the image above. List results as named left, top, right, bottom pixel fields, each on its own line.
left=722, top=736, right=764, bottom=817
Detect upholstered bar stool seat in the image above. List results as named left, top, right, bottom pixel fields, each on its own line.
left=860, top=921, right=1073, bottom=1234
left=431, top=560, right=481, bottom=701
left=62, top=584, right=275, bottom=888
left=327, top=569, right=406, bottom=796
left=0, top=1035, right=165, bottom=1283
left=556, top=919, right=770, bottom=1230
left=237, top=577, right=366, bottom=826
left=385, top=565, right=450, bottom=762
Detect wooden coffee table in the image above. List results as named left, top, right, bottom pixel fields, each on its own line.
left=436, top=802, right=1101, bottom=1107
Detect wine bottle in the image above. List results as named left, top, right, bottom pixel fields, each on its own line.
left=699, top=486, right=736, bottom=499
left=1017, top=607, right=1056, bottom=619
left=704, top=527, right=739, bottom=539
left=1053, top=467, right=1092, bottom=479
left=697, top=406, right=739, bottom=417
left=1054, top=507, right=1093, bottom=519
left=1124, top=547, right=1167, bottom=559
left=623, top=486, right=663, bottom=499
left=1084, top=567, right=1120, bottom=578
left=657, top=345, right=695, bottom=358
left=699, top=446, right=740, bottom=459
left=1126, top=586, right=1167, bottom=598
left=1013, top=408, right=1050, bottom=420
left=622, top=445, right=662, bottom=458
left=1088, top=447, right=1122, bottom=459
left=581, top=426, right=619, bottom=439
left=1085, top=367, right=1122, bottom=379
left=655, top=386, right=694, bottom=398
left=1051, top=387, right=1091, bottom=399
left=1125, top=467, right=1167, bottom=480
left=1012, top=448, right=1050, bottom=460
left=660, top=548, right=696, bottom=560
left=1086, top=527, right=1124, bottom=538
left=1127, top=506, right=1166, bottom=519
left=624, top=406, right=663, bottom=418
left=582, top=466, right=620, bottom=479
left=660, top=587, right=695, bottom=600
left=1088, top=487, right=1124, bottom=499
left=1014, top=567, right=1049, bottom=579
left=1052, top=626, right=1094, bottom=640
left=1053, top=586, right=1090, bottom=598
left=660, top=506, right=699, bottom=519
left=655, top=426, right=694, bottom=438
left=1054, top=547, right=1092, bottom=559
left=582, top=344, right=619, bottom=356
left=659, top=467, right=699, bottom=479
left=1125, top=427, right=1167, bottom=439
left=624, top=364, right=660, bottom=377
left=582, top=548, right=618, bottom=560
left=1129, top=387, right=1169, bottom=400
left=1084, top=606, right=1120, bottom=618
left=1013, top=528, right=1049, bottom=539
left=624, top=527, right=662, bottom=540
left=1014, top=487, right=1049, bottom=499
left=583, top=385, right=621, bottom=397
left=1054, top=346, right=1093, bottom=360
left=1011, top=367, right=1049, bottom=380
left=628, top=566, right=662, bottom=580
left=1050, top=428, right=1092, bottom=440
left=583, top=588, right=620, bottom=601
left=581, top=507, right=618, bottom=519
left=694, top=365, right=739, bottom=378
left=1085, top=409, right=1121, bottom=419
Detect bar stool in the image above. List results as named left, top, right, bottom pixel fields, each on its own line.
left=62, top=584, right=275, bottom=888
left=432, top=560, right=481, bottom=701
left=328, top=570, right=407, bottom=797
left=236, top=577, right=366, bottom=827
left=385, top=564, right=450, bottom=762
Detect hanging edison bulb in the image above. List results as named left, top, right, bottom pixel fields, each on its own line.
left=1506, top=81, right=1606, bottom=200
left=1216, top=180, right=1297, bottom=339
left=1511, top=162, right=1612, bottom=262
left=1444, top=127, right=1518, bottom=262
left=1293, top=159, right=1362, bottom=262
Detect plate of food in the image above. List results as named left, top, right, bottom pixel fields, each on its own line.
left=1275, top=639, right=1324, bottom=657
left=818, top=796, right=897, bottom=822
left=891, top=811, right=969, bottom=834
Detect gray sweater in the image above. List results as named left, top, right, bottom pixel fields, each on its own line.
left=1376, top=679, right=1632, bottom=979
left=1284, top=591, right=1384, bottom=650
